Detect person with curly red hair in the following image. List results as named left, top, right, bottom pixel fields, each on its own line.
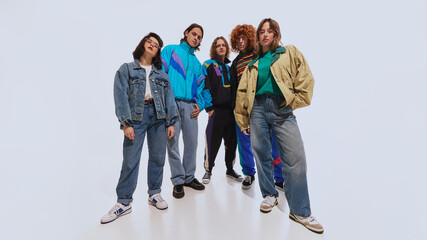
left=230, top=24, right=284, bottom=191
left=230, top=24, right=256, bottom=54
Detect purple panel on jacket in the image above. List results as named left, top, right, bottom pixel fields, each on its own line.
left=213, top=66, right=221, bottom=77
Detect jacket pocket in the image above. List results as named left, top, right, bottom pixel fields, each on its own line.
left=128, top=76, right=144, bottom=114
left=154, top=78, right=168, bottom=111
left=129, top=76, right=141, bottom=84
left=128, top=76, right=142, bottom=96
left=155, top=78, right=169, bottom=87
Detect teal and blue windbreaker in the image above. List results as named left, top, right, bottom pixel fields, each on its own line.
left=161, top=41, right=211, bottom=111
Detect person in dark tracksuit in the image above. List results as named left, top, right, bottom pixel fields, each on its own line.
left=201, top=36, right=243, bottom=184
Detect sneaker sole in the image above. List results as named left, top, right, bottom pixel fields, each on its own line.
left=173, top=191, right=185, bottom=199
left=183, top=184, right=205, bottom=190
left=226, top=175, right=244, bottom=182
left=275, top=186, right=285, bottom=192
left=148, top=200, right=168, bottom=210
left=241, top=184, right=252, bottom=190
left=100, top=208, right=132, bottom=224
left=260, top=208, right=273, bottom=213
left=289, top=213, right=324, bottom=234
left=202, top=179, right=210, bottom=184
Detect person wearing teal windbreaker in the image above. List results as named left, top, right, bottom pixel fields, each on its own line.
left=161, top=23, right=211, bottom=199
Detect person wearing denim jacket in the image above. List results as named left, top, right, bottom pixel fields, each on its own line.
left=101, top=33, right=179, bottom=224
left=161, top=23, right=210, bottom=199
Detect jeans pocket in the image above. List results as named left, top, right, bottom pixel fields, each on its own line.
left=273, top=105, right=292, bottom=118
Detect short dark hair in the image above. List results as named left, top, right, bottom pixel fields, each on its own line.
left=180, top=23, right=204, bottom=51
left=132, top=32, right=164, bottom=69
left=255, top=18, right=282, bottom=55
left=210, top=36, right=230, bottom=60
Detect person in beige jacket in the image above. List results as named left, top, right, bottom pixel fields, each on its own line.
left=234, top=18, right=324, bottom=234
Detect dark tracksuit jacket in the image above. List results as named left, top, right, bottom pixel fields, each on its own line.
left=202, top=58, right=237, bottom=172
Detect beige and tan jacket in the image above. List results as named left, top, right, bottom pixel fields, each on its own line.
left=234, top=45, right=314, bottom=131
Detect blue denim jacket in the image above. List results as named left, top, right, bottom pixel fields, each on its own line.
left=114, top=59, right=179, bottom=128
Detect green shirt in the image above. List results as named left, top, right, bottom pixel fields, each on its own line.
left=256, top=50, right=282, bottom=96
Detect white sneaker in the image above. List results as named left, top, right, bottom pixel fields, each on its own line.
left=289, top=213, right=324, bottom=234
left=148, top=193, right=168, bottom=210
left=100, top=202, right=132, bottom=224
left=260, top=195, right=278, bottom=213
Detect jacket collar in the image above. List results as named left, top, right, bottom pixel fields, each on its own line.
left=233, top=50, right=254, bottom=66
left=271, top=46, right=286, bottom=64
left=152, top=66, right=160, bottom=74
left=133, top=59, right=142, bottom=69
left=237, top=49, right=252, bottom=57
left=247, top=46, right=286, bottom=67
left=180, top=41, right=195, bottom=55
left=132, top=59, right=160, bottom=73
left=214, top=57, right=231, bottom=65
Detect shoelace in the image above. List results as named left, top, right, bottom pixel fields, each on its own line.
left=109, top=203, right=122, bottom=214
left=305, top=216, right=319, bottom=225
left=244, top=176, right=251, bottom=183
left=154, top=195, right=164, bottom=202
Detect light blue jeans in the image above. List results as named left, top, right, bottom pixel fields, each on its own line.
left=250, top=94, right=311, bottom=217
left=116, top=104, right=167, bottom=205
left=167, top=100, right=198, bottom=185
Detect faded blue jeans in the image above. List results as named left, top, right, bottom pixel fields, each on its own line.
left=250, top=94, right=311, bottom=217
left=116, top=104, right=167, bottom=205
left=167, top=100, right=198, bottom=185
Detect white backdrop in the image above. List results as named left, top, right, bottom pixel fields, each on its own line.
left=1, top=0, right=426, bottom=239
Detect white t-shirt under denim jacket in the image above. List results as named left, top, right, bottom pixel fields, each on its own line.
left=141, top=65, right=153, bottom=101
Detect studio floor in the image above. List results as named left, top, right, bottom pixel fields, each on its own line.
left=89, top=160, right=326, bottom=240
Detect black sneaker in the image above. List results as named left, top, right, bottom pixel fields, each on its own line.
left=173, top=184, right=185, bottom=199
left=275, top=181, right=284, bottom=192
left=202, top=171, right=212, bottom=184
left=242, top=175, right=255, bottom=190
left=226, top=169, right=243, bottom=182
left=183, top=178, right=205, bottom=190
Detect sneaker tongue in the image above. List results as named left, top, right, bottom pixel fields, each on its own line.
left=308, top=217, right=318, bottom=224
left=265, top=196, right=274, bottom=204
left=110, top=205, right=120, bottom=213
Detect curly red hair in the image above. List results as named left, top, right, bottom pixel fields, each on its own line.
left=229, top=24, right=256, bottom=53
